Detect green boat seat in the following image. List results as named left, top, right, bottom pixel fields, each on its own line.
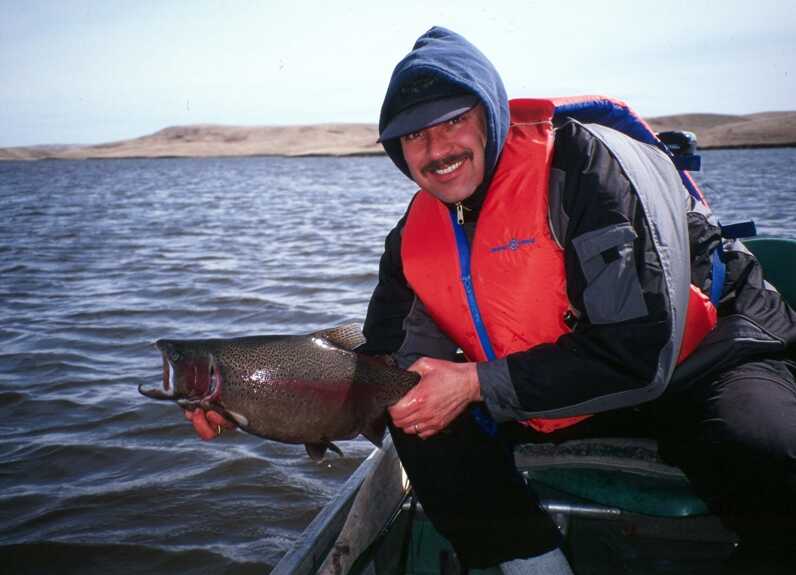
left=525, top=466, right=708, bottom=517
left=514, top=439, right=709, bottom=518
left=743, top=237, right=796, bottom=307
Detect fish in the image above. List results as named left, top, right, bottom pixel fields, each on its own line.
left=138, top=323, right=419, bottom=460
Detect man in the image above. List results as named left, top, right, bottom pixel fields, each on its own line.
left=189, top=27, right=796, bottom=573
left=358, top=26, right=796, bottom=573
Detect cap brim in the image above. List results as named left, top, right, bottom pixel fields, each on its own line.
left=378, top=94, right=479, bottom=142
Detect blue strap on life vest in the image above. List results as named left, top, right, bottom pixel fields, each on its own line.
left=708, top=220, right=757, bottom=305
left=671, top=154, right=702, bottom=172
left=710, top=248, right=726, bottom=305
left=450, top=212, right=497, bottom=362
left=720, top=220, right=757, bottom=239
left=450, top=211, right=498, bottom=438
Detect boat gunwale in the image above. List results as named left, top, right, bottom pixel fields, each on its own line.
left=271, top=439, right=390, bottom=575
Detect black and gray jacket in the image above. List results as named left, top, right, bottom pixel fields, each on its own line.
left=362, top=119, right=796, bottom=422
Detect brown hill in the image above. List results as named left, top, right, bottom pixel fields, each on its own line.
left=0, top=123, right=382, bottom=161
left=646, top=111, right=796, bottom=149
left=2, top=111, right=794, bottom=161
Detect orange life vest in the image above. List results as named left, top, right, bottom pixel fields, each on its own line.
left=401, top=98, right=717, bottom=433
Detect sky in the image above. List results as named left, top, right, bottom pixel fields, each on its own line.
left=1, top=0, right=794, bottom=147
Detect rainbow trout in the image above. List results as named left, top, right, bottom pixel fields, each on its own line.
left=139, top=324, right=419, bottom=460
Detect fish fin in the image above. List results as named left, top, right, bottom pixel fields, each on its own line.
left=361, top=415, right=387, bottom=448
left=224, top=409, right=249, bottom=428
left=305, top=441, right=344, bottom=461
left=305, top=443, right=327, bottom=461
left=312, top=323, right=366, bottom=351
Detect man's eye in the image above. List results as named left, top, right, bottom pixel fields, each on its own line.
left=403, top=131, right=422, bottom=142
left=448, top=113, right=466, bottom=126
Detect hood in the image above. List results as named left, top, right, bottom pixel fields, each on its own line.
left=379, top=27, right=510, bottom=191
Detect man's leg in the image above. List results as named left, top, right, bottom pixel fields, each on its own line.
left=653, top=358, right=796, bottom=567
left=389, top=409, right=563, bottom=570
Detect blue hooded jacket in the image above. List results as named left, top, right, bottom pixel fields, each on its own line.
left=379, top=27, right=510, bottom=190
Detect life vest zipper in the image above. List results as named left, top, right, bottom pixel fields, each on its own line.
left=449, top=210, right=496, bottom=361
left=449, top=210, right=498, bottom=436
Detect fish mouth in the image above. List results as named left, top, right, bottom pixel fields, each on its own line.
left=157, top=347, right=175, bottom=394
left=137, top=344, right=177, bottom=400
left=138, top=344, right=223, bottom=404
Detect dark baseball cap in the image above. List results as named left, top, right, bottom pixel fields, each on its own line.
left=378, top=94, right=479, bottom=142
left=378, top=75, right=479, bottom=142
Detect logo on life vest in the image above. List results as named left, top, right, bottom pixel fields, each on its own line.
left=489, top=237, right=535, bottom=253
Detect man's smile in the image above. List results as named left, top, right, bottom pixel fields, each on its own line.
left=423, top=152, right=472, bottom=178
left=434, top=159, right=464, bottom=175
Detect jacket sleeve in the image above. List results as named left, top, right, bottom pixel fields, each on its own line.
left=361, top=199, right=459, bottom=366
left=669, top=194, right=796, bottom=387
left=480, top=120, right=693, bottom=422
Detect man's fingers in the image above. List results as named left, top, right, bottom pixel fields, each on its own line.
left=387, top=403, right=408, bottom=423
left=388, top=393, right=419, bottom=423
left=190, top=410, right=218, bottom=440
left=182, top=408, right=234, bottom=440
left=206, top=410, right=236, bottom=429
left=407, top=357, right=432, bottom=375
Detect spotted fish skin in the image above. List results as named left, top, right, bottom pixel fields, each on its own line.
left=139, top=324, right=419, bottom=459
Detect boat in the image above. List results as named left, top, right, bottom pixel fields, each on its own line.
left=273, top=436, right=735, bottom=575
left=272, top=236, right=796, bottom=575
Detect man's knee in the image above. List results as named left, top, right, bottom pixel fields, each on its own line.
left=702, top=360, right=796, bottom=463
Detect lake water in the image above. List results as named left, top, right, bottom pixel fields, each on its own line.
left=1, top=148, right=795, bottom=574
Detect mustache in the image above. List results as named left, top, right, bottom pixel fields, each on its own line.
left=421, top=152, right=472, bottom=174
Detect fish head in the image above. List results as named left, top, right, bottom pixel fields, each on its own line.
left=138, top=340, right=223, bottom=404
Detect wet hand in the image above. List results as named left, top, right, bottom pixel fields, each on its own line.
left=184, top=408, right=237, bottom=440
left=388, top=358, right=481, bottom=439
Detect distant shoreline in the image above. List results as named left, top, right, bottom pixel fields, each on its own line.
left=7, top=151, right=389, bottom=162
left=2, top=111, right=795, bottom=161
left=5, top=145, right=795, bottom=164
left=695, top=142, right=796, bottom=150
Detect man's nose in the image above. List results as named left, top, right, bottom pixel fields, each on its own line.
left=424, top=125, right=453, bottom=158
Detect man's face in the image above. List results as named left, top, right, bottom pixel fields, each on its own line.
left=400, top=104, right=487, bottom=205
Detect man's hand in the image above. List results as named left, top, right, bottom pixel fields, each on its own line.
left=388, top=357, right=481, bottom=439
left=184, top=408, right=237, bottom=440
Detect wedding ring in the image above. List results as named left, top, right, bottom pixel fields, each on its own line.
left=414, top=424, right=420, bottom=434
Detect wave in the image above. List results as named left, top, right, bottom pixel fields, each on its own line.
left=0, top=541, right=267, bottom=575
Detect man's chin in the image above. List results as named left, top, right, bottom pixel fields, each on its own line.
left=428, top=186, right=478, bottom=205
